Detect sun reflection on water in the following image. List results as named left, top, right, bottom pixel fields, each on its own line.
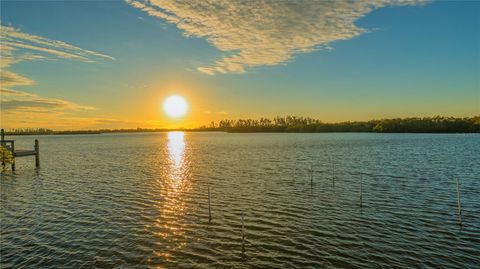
left=150, top=131, right=193, bottom=262
left=167, top=131, right=186, bottom=184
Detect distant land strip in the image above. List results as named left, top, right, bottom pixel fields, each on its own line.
left=3, top=116, right=480, bottom=135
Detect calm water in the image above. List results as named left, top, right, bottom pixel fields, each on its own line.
left=1, top=132, right=479, bottom=268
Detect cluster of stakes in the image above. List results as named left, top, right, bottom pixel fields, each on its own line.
left=205, top=161, right=464, bottom=255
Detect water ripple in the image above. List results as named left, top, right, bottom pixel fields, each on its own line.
left=1, top=132, right=479, bottom=268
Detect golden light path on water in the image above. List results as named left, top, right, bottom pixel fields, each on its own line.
left=152, top=131, right=193, bottom=261
left=168, top=132, right=186, bottom=182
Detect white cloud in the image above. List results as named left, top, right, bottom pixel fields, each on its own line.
left=0, top=25, right=114, bottom=87
left=127, top=0, right=427, bottom=74
left=1, top=25, right=114, bottom=63
left=0, top=24, right=114, bottom=126
left=0, top=24, right=114, bottom=86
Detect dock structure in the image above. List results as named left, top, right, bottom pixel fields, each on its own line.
left=1, top=129, right=39, bottom=171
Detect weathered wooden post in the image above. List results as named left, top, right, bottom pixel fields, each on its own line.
left=34, top=139, right=40, bottom=168
left=208, top=185, right=212, bottom=223
left=456, top=178, right=462, bottom=225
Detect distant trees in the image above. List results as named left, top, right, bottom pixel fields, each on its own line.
left=3, top=116, right=479, bottom=135
left=372, top=116, right=480, bottom=133
left=4, top=128, right=55, bottom=135
left=201, top=116, right=480, bottom=133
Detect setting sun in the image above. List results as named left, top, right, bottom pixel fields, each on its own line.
left=163, top=95, right=188, bottom=118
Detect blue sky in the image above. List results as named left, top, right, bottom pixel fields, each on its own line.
left=1, top=0, right=479, bottom=129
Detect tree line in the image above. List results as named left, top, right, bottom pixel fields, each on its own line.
left=199, top=116, right=480, bottom=133
left=3, top=116, right=479, bottom=135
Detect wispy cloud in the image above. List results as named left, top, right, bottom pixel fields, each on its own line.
left=0, top=89, right=139, bottom=129
left=1, top=88, right=94, bottom=112
left=1, top=24, right=114, bottom=64
left=127, top=0, right=427, bottom=74
left=1, top=24, right=114, bottom=83
left=0, top=70, right=34, bottom=87
left=1, top=111, right=138, bottom=130
left=0, top=88, right=36, bottom=97
left=0, top=24, right=114, bottom=128
left=1, top=24, right=114, bottom=85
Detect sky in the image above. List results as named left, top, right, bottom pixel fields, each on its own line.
left=0, top=0, right=479, bottom=130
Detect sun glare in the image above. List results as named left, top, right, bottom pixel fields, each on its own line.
left=163, top=95, right=188, bottom=118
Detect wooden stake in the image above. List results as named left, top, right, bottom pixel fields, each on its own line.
left=34, top=139, right=40, bottom=168
left=456, top=178, right=462, bottom=225
left=208, top=185, right=212, bottom=223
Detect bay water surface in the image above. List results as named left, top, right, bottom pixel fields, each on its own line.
left=1, top=132, right=479, bottom=268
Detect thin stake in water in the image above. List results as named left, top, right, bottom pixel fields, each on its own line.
left=456, top=178, right=462, bottom=225
left=35, top=139, right=40, bottom=168
left=208, top=185, right=212, bottom=223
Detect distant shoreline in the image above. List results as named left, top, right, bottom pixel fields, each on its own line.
left=4, top=116, right=479, bottom=135
left=5, top=129, right=480, bottom=136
